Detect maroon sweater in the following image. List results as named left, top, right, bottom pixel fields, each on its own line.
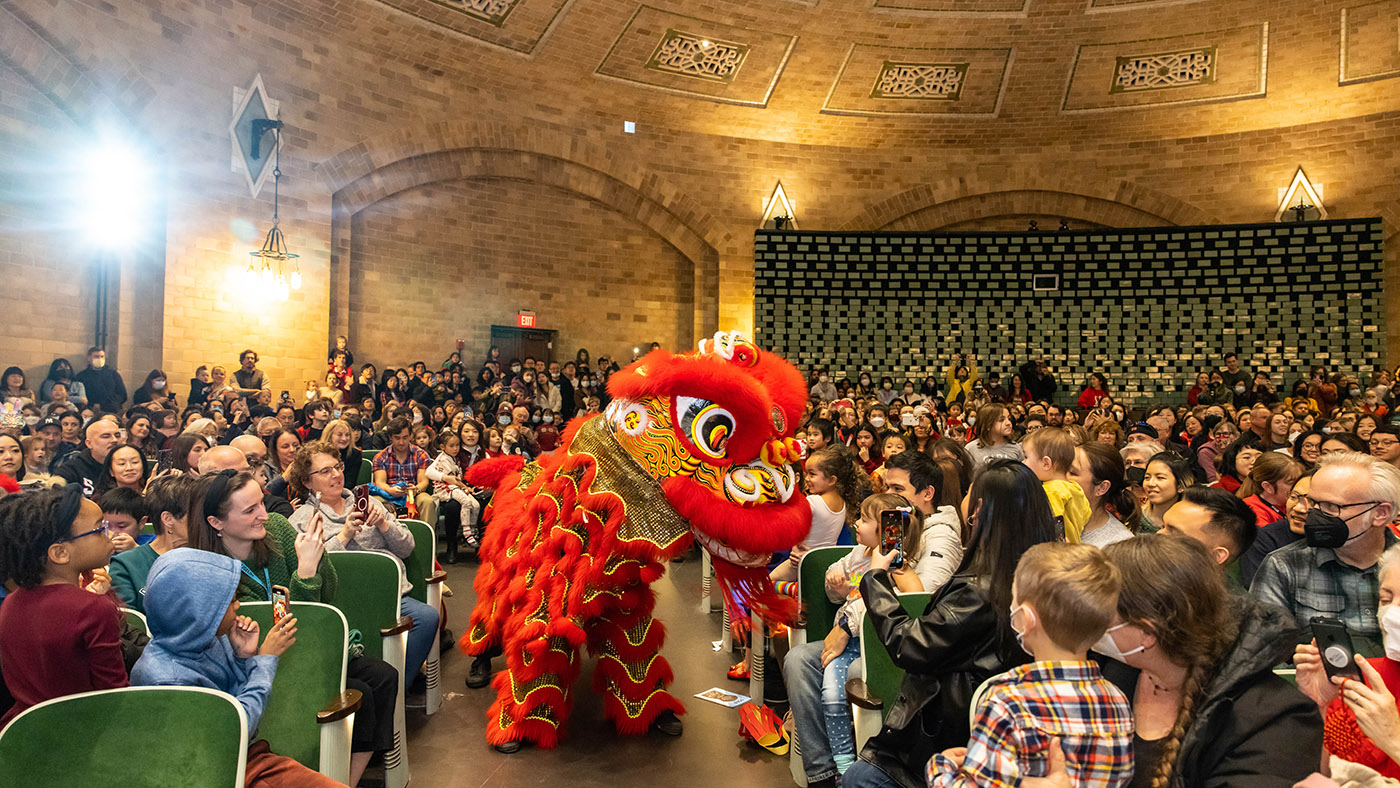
left=0, top=584, right=128, bottom=727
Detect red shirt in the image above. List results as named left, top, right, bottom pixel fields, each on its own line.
left=0, top=584, right=128, bottom=727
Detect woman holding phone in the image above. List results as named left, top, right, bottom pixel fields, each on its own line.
left=187, top=468, right=399, bottom=788
left=286, top=441, right=439, bottom=689
left=1295, top=542, right=1400, bottom=779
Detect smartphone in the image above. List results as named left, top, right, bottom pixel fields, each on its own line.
left=271, top=585, right=291, bottom=625
left=353, top=484, right=370, bottom=515
left=156, top=449, right=174, bottom=473
left=880, top=508, right=911, bottom=570
left=280, top=390, right=291, bottom=401
left=1311, top=616, right=1363, bottom=682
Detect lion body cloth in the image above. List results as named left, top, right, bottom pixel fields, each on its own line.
left=459, top=332, right=813, bottom=749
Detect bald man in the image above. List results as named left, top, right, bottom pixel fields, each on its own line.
left=199, top=444, right=294, bottom=518
left=54, top=419, right=124, bottom=496
left=228, top=435, right=269, bottom=477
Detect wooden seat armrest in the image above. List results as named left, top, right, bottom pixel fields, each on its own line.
left=316, top=689, right=363, bottom=724
left=846, top=678, right=883, bottom=711
left=380, top=615, right=414, bottom=637
left=425, top=570, right=447, bottom=586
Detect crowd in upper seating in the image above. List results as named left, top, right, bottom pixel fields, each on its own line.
left=3, top=338, right=1400, bottom=788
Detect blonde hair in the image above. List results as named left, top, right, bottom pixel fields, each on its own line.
left=1015, top=542, right=1122, bottom=651
left=1023, top=427, right=1075, bottom=473
left=323, top=418, right=352, bottom=444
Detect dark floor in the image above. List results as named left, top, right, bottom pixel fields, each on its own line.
left=403, top=552, right=794, bottom=787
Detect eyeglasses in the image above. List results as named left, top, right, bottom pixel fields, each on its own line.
left=1370, top=439, right=1399, bottom=449
left=309, top=461, right=345, bottom=478
left=1295, top=495, right=1383, bottom=519
left=60, top=522, right=111, bottom=542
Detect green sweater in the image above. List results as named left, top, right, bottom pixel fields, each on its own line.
left=234, top=515, right=338, bottom=604
left=110, top=543, right=159, bottom=613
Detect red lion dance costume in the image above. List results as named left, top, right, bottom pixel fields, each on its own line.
left=460, top=331, right=812, bottom=749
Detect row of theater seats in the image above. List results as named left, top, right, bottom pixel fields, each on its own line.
left=0, top=520, right=446, bottom=788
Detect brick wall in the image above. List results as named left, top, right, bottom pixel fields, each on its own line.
left=348, top=178, right=693, bottom=369
left=0, top=0, right=1397, bottom=404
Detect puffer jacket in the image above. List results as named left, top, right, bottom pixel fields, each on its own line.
left=1100, top=596, right=1323, bottom=788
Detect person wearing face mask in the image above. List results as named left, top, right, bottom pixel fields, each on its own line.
left=132, top=368, right=176, bottom=408
left=1250, top=451, right=1400, bottom=653
left=74, top=346, right=127, bottom=414
left=811, top=369, right=838, bottom=402
left=875, top=376, right=897, bottom=406
left=1021, top=535, right=1321, bottom=788
left=40, top=358, right=87, bottom=408
left=841, top=460, right=1057, bottom=788
left=1295, top=542, right=1400, bottom=781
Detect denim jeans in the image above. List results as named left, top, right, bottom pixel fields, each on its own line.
left=785, top=638, right=865, bottom=782
left=842, top=760, right=901, bottom=788
left=824, top=637, right=861, bottom=773
left=399, top=595, right=440, bottom=684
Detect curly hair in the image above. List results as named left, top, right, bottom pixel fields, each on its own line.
left=286, top=440, right=341, bottom=498
left=0, top=485, right=85, bottom=588
left=806, top=445, right=869, bottom=525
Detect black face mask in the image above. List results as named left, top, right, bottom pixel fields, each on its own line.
left=1125, top=466, right=1146, bottom=486
left=1304, top=508, right=1371, bottom=549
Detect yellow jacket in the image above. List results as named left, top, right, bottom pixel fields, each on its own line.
left=1043, top=479, right=1091, bottom=543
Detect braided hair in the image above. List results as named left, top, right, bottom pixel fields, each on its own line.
left=0, top=485, right=86, bottom=588
left=1102, top=535, right=1237, bottom=788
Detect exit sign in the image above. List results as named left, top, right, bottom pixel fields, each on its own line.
left=517, top=312, right=536, bottom=328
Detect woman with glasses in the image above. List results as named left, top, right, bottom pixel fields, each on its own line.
left=286, top=442, right=439, bottom=688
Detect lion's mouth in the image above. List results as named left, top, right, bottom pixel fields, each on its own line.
left=690, top=527, right=770, bottom=567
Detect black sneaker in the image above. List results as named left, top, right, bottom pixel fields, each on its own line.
left=466, top=655, right=492, bottom=689
left=652, top=709, right=683, bottom=736
left=493, top=739, right=522, bottom=754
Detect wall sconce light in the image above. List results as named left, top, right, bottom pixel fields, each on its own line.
left=245, top=117, right=301, bottom=300
left=760, top=182, right=798, bottom=230
left=1275, top=167, right=1327, bottom=222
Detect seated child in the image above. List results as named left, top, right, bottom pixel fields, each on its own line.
left=787, top=493, right=924, bottom=784
left=0, top=485, right=127, bottom=727
left=132, top=547, right=341, bottom=787
left=99, top=486, right=154, bottom=554
left=927, top=542, right=1133, bottom=788
left=426, top=430, right=482, bottom=549
left=1023, top=428, right=1092, bottom=543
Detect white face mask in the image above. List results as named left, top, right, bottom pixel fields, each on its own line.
left=1009, top=604, right=1034, bottom=656
left=1093, top=623, right=1146, bottom=662
left=869, top=416, right=885, bottom=428
left=91, top=358, right=106, bottom=369
left=1380, top=604, right=1400, bottom=661
left=883, top=382, right=892, bottom=390
left=412, top=411, right=424, bottom=424
left=153, top=380, right=166, bottom=390
left=967, top=415, right=977, bottom=426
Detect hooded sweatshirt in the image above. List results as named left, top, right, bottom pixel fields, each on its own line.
left=130, top=548, right=278, bottom=737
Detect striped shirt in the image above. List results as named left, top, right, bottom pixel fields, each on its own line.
left=927, top=660, right=1134, bottom=788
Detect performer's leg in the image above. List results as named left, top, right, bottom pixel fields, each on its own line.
left=486, top=630, right=583, bottom=749
left=587, top=592, right=685, bottom=735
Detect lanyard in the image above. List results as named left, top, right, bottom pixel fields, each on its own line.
left=240, top=564, right=273, bottom=602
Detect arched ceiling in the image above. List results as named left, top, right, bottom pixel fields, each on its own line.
left=337, top=0, right=1400, bottom=149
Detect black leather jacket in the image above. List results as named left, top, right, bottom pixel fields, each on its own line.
left=855, top=568, right=1019, bottom=788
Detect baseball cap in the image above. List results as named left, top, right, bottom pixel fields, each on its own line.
left=37, top=416, right=62, bottom=431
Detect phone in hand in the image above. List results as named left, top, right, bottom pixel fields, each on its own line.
left=271, top=585, right=291, bottom=625
left=1311, top=616, right=1363, bottom=682
left=156, top=449, right=174, bottom=474
left=880, top=508, right=912, bottom=570
left=353, top=484, right=370, bottom=516
left=280, top=390, right=291, bottom=402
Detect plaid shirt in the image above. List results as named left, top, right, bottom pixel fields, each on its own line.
left=372, top=445, right=432, bottom=489
left=1249, top=531, right=1398, bottom=653
left=927, top=660, right=1134, bottom=788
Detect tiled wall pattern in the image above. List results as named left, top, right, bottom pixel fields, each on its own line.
left=754, top=219, right=1385, bottom=404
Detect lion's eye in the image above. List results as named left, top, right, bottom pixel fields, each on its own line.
left=677, top=396, right=735, bottom=459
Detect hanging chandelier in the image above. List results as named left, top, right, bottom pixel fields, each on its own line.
left=246, top=117, right=300, bottom=300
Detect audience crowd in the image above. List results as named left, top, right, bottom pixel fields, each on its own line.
left=1, top=339, right=1400, bottom=788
